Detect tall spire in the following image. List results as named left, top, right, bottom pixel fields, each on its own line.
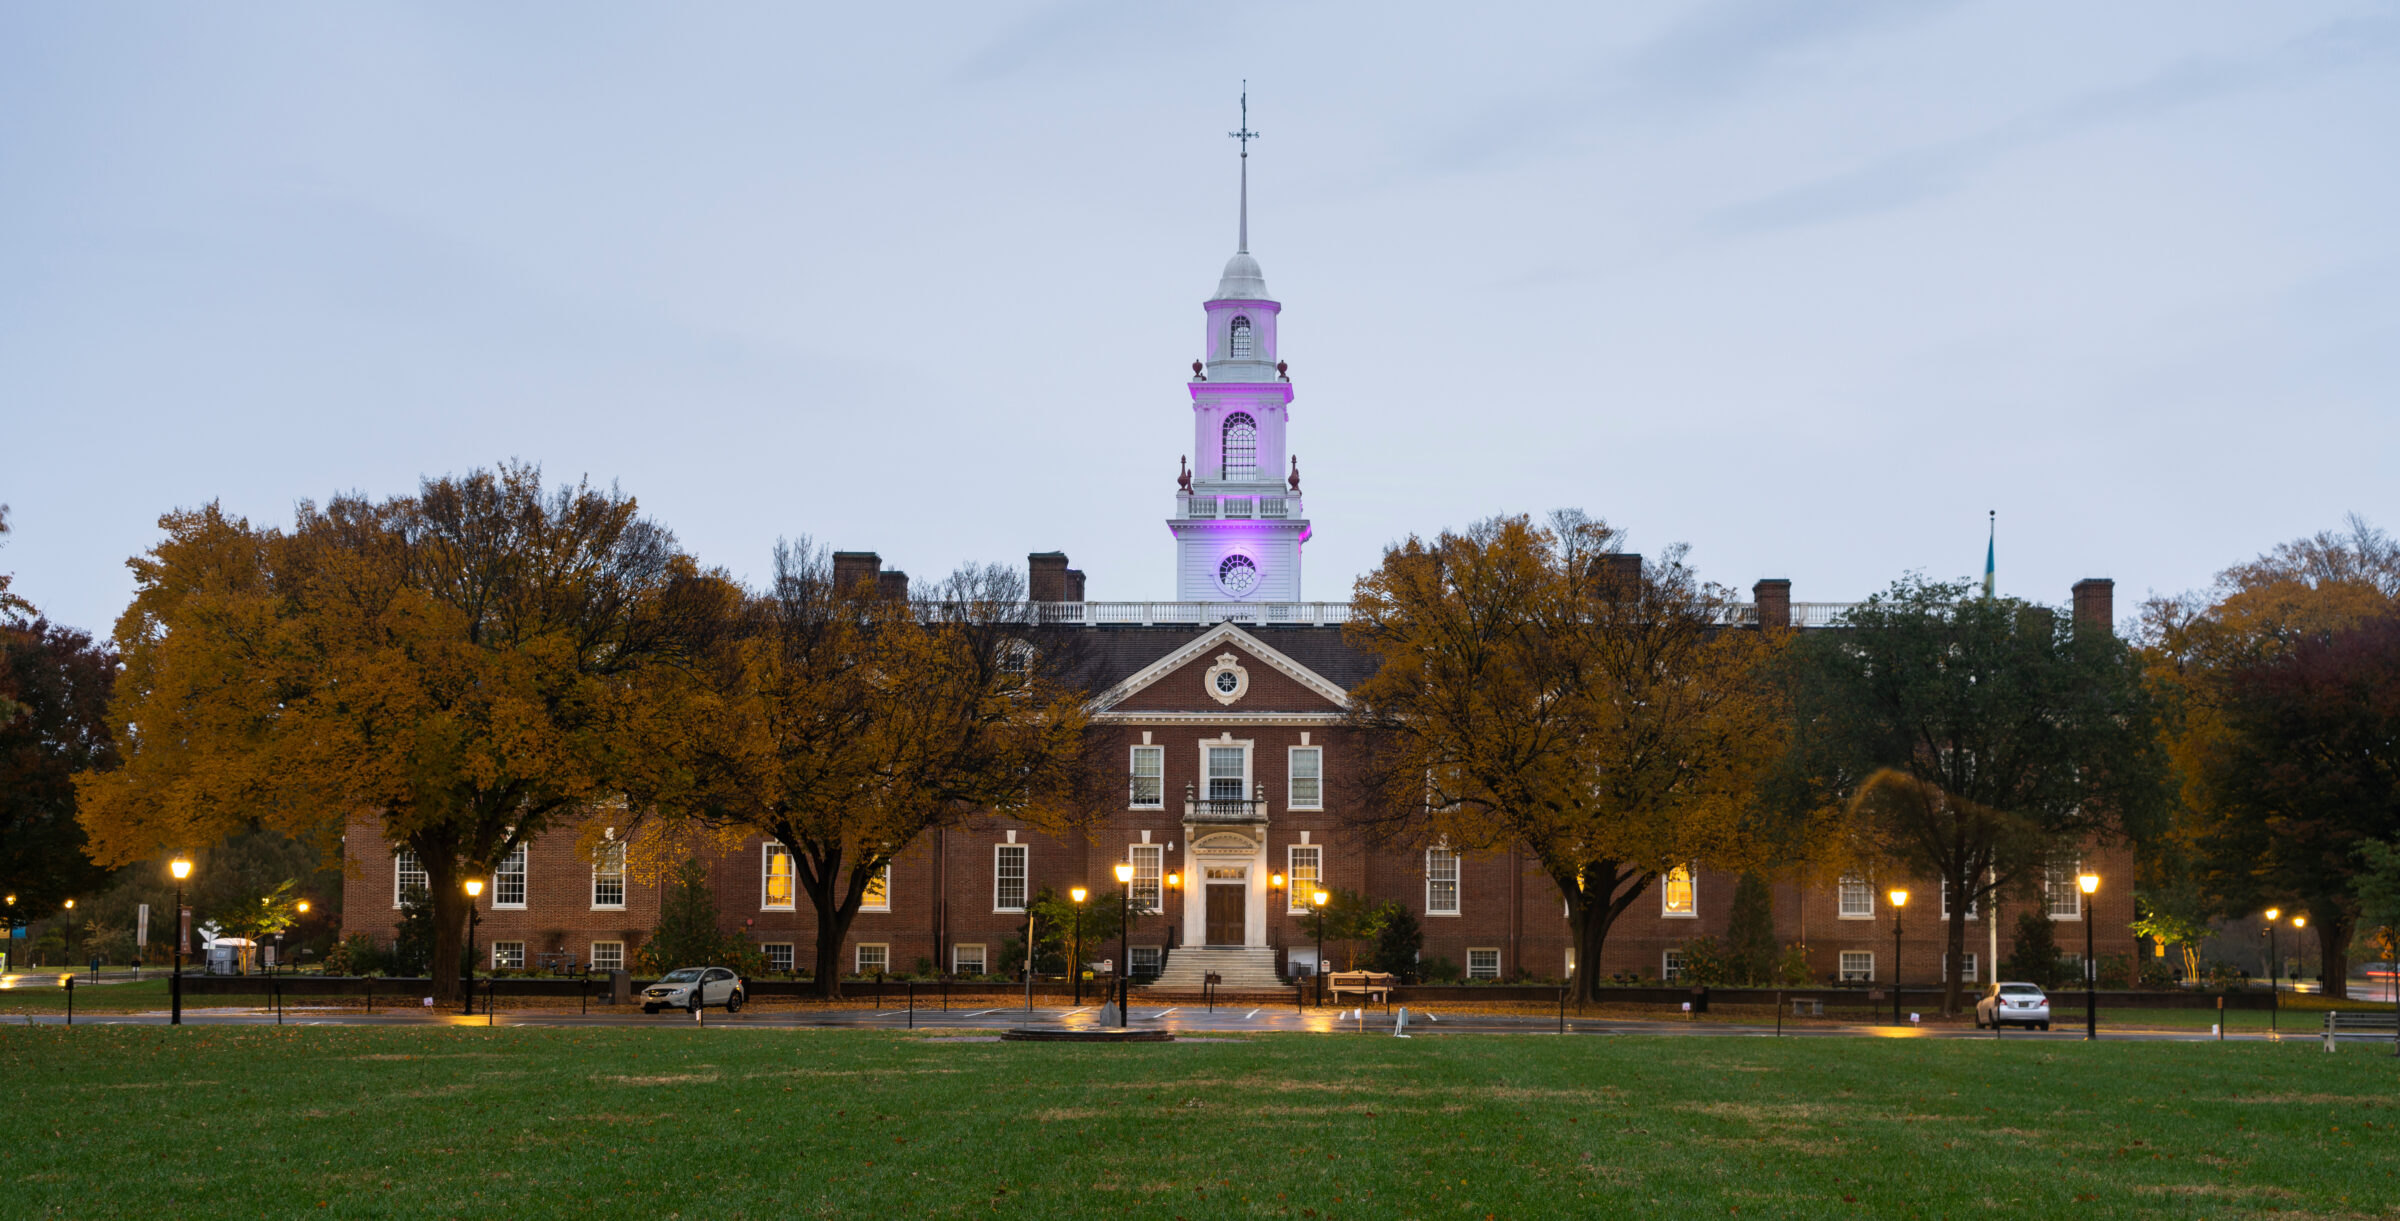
left=1229, top=83, right=1258, bottom=254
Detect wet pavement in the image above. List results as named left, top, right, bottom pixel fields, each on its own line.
left=9, top=1001, right=2326, bottom=1043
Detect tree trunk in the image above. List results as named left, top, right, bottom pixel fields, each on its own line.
left=798, top=847, right=866, bottom=1000
left=425, top=855, right=465, bottom=1006
left=1568, top=861, right=1648, bottom=1004
left=2316, top=910, right=2353, bottom=1000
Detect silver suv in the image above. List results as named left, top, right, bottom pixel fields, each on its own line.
left=1975, top=981, right=2051, bottom=1030
left=641, top=967, right=746, bottom=1014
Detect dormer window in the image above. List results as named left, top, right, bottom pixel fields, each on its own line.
left=1221, top=412, right=1256, bottom=481
left=1229, top=316, right=1253, bottom=359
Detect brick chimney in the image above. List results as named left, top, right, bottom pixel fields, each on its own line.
left=1063, top=567, right=1086, bottom=602
left=831, top=551, right=881, bottom=598
left=1598, top=553, right=1643, bottom=598
left=876, top=570, right=910, bottom=601
left=2071, top=578, right=2115, bottom=635
left=1752, top=579, right=1792, bottom=630
left=1028, top=552, right=1072, bottom=603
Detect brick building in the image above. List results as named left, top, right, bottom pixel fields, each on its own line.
left=340, top=137, right=2136, bottom=989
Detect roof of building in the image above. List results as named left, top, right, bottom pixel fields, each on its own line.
left=1044, top=622, right=1377, bottom=694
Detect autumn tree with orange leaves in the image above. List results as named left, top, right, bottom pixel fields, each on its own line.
left=75, top=464, right=731, bottom=1003
left=1342, top=512, right=1795, bottom=1003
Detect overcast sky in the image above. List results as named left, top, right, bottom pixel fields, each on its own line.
left=4, top=3, right=2395, bottom=635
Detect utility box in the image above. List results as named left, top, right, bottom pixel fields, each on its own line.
left=609, top=970, right=632, bottom=1005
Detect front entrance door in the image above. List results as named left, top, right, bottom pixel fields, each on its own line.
left=1205, top=884, right=1246, bottom=946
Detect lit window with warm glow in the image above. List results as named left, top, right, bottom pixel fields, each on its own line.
left=861, top=863, right=890, bottom=912
left=1662, top=864, right=1697, bottom=917
left=1288, top=845, right=1321, bottom=913
left=762, top=843, right=796, bottom=911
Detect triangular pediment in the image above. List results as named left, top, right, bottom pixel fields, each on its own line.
left=1093, top=623, right=1349, bottom=714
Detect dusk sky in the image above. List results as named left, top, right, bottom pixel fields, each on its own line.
left=4, top=3, right=2395, bottom=635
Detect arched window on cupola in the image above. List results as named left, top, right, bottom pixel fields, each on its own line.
left=1229, top=316, right=1253, bottom=360
left=1221, top=412, right=1257, bottom=481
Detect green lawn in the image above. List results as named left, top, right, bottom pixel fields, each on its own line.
left=5, top=1028, right=2396, bottom=1218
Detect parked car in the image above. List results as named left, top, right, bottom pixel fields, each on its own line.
left=1975, top=981, right=2051, bottom=1030
left=641, top=967, right=745, bottom=1014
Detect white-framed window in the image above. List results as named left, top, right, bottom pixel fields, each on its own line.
left=493, top=842, right=527, bottom=908
left=860, top=863, right=890, bottom=912
left=1130, top=745, right=1164, bottom=808
left=590, top=941, right=624, bottom=972
left=762, top=943, right=793, bottom=973
left=1131, top=844, right=1163, bottom=913
left=1206, top=744, right=1247, bottom=802
left=994, top=843, right=1028, bottom=912
left=1940, top=880, right=1978, bottom=920
left=1129, top=946, right=1162, bottom=975
left=1945, top=952, right=1979, bottom=983
left=1662, top=950, right=1686, bottom=982
left=592, top=841, right=626, bottom=910
left=1426, top=847, right=1460, bottom=916
left=1661, top=863, right=1697, bottom=917
left=1221, top=412, right=1257, bottom=480
left=1288, top=747, right=1322, bottom=810
left=491, top=941, right=525, bottom=970
left=1840, top=951, right=1875, bottom=982
left=393, top=849, right=428, bottom=908
left=1229, top=316, right=1253, bottom=360
left=856, top=943, right=888, bottom=975
left=1837, top=876, right=1875, bottom=919
left=2045, top=862, right=2083, bottom=920
left=1287, top=844, right=1322, bottom=913
left=762, top=843, right=796, bottom=911
left=953, top=943, right=987, bottom=976
left=1468, top=948, right=1501, bottom=980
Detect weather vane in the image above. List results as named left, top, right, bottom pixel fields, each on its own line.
left=1230, top=81, right=1259, bottom=156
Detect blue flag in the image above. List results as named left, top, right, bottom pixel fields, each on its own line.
left=1982, top=511, right=1996, bottom=598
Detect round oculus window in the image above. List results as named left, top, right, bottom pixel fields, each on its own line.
left=1215, top=670, right=1240, bottom=693
left=1217, top=554, right=1260, bottom=598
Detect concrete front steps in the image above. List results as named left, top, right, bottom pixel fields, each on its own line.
left=1148, top=947, right=1285, bottom=992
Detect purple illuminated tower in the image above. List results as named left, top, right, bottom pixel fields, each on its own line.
left=1171, top=94, right=1308, bottom=602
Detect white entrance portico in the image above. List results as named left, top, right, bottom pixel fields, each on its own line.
left=1181, top=829, right=1267, bottom=948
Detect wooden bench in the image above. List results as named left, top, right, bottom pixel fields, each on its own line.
left=2321, top=1009, right=2400, bottom=1051
left=1327, top=971, right=1396, bottom=1005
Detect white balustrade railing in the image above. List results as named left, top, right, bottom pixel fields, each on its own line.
left=1010, top=600, right=1857, bottom=629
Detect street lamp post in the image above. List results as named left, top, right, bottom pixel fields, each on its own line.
left=1269, top=873, right=1285, bottom=954
left=3, top=893, right=15, bottom=971
left=2292, top=915, right=2309, bottom=989
left=1165, top=872, right=1182, bottom=950
left=1113, top=862, right=1134, bottom=1028
left=2263, top=907, right=2281, bottom=1033
left=1888, top=889, right=1909, bottom=1025
left=1312, top=890, right=1330, bottom=1007
left=1070, top=887, right=1087, bottom=1006
left=62, top=899, right=75, bottom=968
left=462, top=879, right=485, bottom=1017
left=2078, top=871, right=2101, bottom=1040
left=169, top=858, right=193, bottom=1026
